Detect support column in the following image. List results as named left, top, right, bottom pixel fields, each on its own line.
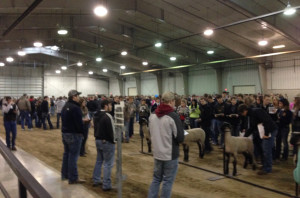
left=215, top=68, right=223, bottom=94
left=156, top=71, right=163, bottom=96
left=135, top=74, right=141, bottom=95
left=118, top=77, right=124, bottom=96
left=258, top=64, right=267, bottom=94
left=42, top=65, right=45, bottom=97
left=181, top=69, right=189, bottom=96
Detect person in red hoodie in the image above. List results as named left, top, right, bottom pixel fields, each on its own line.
left=148, top=92, right=184, bottom=198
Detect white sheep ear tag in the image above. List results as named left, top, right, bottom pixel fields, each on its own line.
left=184, top=130, right=189, bottom=136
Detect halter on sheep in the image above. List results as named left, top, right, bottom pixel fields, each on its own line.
left=140, top=118, right=151, bottom=153
left=221, top=122, right=256, bottom=176
left=182, top=128, right=206, bottom=162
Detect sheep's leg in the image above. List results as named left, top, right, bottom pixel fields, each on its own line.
left=233, top=153, right=238, bottom=176
left=242, top=152, right=248, bottom=169
left=249, top=151, right=257, bottom=170
left=146, top=138, right=151, bottom=153
left=224, top=153, right=230, bottom=175
left=197, top=141, right=204, bottom=159
left=183, top=144, right=189, bottom=162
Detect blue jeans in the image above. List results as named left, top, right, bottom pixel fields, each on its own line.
left=42, top=113, right=53, bottom=130
left=57, top=113, right=61, bottom=129
left=50, top=106, right=55, bottom=116
left=148, top=158, right=179, bottom=198
left=93, top=140, right=115, bottom=189
left=129, top=117, right=134, bottom=137
left=20, top=110, right=32, bottom=129
left=61, top=133, right=83, bottom=182
left=262, top=130, right=278, bottom=173
left=136, top=111, right=139, bottom=122
left=88, top=111, right=97, bottom=121
left=213, top=120, right=223, bottom=145
left=123, top=121, right=130, bottom=141
left=4, top=121, right=17, bottom=148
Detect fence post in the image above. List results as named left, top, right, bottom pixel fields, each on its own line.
left=18, top=180, right=27, bottom=198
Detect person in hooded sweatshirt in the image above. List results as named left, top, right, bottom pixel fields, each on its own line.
left=148, top=92, right=184, bottom=198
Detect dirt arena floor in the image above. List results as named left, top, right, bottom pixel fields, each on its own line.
left=0, top=116, right=297, bottom=198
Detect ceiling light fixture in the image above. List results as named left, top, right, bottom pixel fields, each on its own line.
left=18, top=51, right=26, bottom=56
left=51, top=46, right=60, bottom=51
left=94, top=5, right=108, bottom=17
left=77, top=62, right=83, bottom=66
left=170, top=57, right=176, bottom=61
left=57, top=29, right=68, bottom=35
left=207, top=50, right=214, bottom=54
left=120, top=65, right=126, bottom=69
left=154, top=42, right=162, bottom=47
left=121, top=51, right=127, bottom=56
left=273, top=44, right=286, bottom=49
left=204, top=29, right=214, bottom=36
left=142, top=61, right=148, bottom=66
left=61, top=66, right=67, bottom=70
left=284, top=2, right=296, bottom=15
left=96, top=57, right=102, bottom=62
left=6, top=57, right=14, bottom=62
left=258, top=40, right=268, bottom=46
left=103, top=68, right=108, bottom=72
left=0, top=62, right=5, bottom=67
left=33, top=42, right=43, bottom=47
left=55, top=70, right=61, bottom=74
left=88, top=71, right=93, bottom=75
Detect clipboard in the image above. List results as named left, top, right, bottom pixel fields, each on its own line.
left=257, top=123, right=271, bottom=139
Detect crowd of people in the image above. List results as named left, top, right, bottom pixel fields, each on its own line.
left=1, top=91, right=300, bottom=196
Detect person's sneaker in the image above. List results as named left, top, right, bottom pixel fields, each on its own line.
left=21, top=128, right=25, bottom=131
left=69, top=178, right=86, bottom=184
left=257, top=170, right=270, bottom=175
left=28, top=128, right=32, bottom=131
left=61, top=177, right=68, bottom=181
left=93, top=182, right=102, bottom=187
left=11, top=146, right=17, bottom=151
left=103, top=186, right=117, bottom=192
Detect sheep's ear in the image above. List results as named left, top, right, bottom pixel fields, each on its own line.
left=221, top=122, right=232, bottom=131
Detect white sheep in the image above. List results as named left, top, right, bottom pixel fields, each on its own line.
left=222, top=123, right=256, bottom=176
left=181, top=128, right=206, bottom=162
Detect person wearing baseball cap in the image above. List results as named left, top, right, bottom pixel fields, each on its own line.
left=61, top=89, right=86, bottom=184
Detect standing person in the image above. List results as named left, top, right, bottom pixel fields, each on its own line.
left=79, top=98, right=91, bottom=157
left=110, top=96, right=120, bottom=118
left=56, top=96, right=66, bottom=129
left=50, top=96, right=55, bottom=116
left=92, top=100, right=116, bottom=191
left=225, top=97, right=240, bottom=136
left=17, top=94, right=32, bottom=130
left=135, top=96, right=141, bottom=122
left=176, top=99, right=190, bottom=129
left=148, top=92, right=184, bottom=198
left=29, top=96, right=38, bottom=128
left=139, top=99, right=150, bottom=138
left=61, top=90, right=86, bottom=184
left=124, top=97, right=136, bottom=141
left=151, top=98, right=160, bottom=113
left=292, top=94, right=300, bottom=155
left=189, top=99, right=200, bottom=129
left=2, top=97, right=18, bottom=150
left=238, top=104, right=278, bottom=175
left=87, top=96, right=99, bottom=120
left=275, top=98, right=292, bottom=160
left=41, top=96, right=54, bottom=130
left=213, top=95, right=225, bottom=147
left=199, top=98, right=213, bottom=153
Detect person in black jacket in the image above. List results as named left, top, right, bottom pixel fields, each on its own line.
left=225, top=97, right=240, bottom=137
left=199, top=98, right=213, bottom=153
left=2, top=96, right=18, bottom=150
left=238, top=104, right=278, bottom=175
left=213, top=95, right=226, bottom=147
left=87, top=96, right=99, bottom=120
left=61, top=90, right=86, bottom=184
left=92, top=100, right=115, bottom=191
left=41, top=96, right=53, bottom=130
left=275, top=98, right=292, bottom=160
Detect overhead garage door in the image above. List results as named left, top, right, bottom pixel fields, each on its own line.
left=233, top=85, right=256, bottom=94
left=128, top=87, right=137, bottom=96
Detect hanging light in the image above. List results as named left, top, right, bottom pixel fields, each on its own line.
left=61, top=66, right=67, bottom=70
left=204, top=29, right=214, bottom=36
left=142, top=61, right=148, bottom=66
left=170, top=57, right=176, bottom=61
left=0, top=62, right=5, bottom=67
left=51, top=46, right=60, bottom=51
left=96, top=57, right=102, bottom=62
left=121, top=51, right=127, bottom=56
left=6, top=57, right=14, bottom=62
left=273, top=44, right=285, bottom=49
left=77, top=62, right=83, bottom=66
left=57, top=29, right=68, bottom=35
left=33, top=42, right=43, bottom=47
left=120, top=65, right=126, bottom=69
left=89, top=71, right=93, bottom=75
left=55, top=70, right=61, bottom=74
left=18, top=51, right=26, bottom=56
left=154, top=42, right=162, bottom=47
left=284, top=2, right=296, bottom=15
left=258, top=40, right=268, bottom=46
left=94, top=5, right=108, bottom=17
left=207, top=50, right=214, bottom=54
left=103, top=68, right=108, bottom=72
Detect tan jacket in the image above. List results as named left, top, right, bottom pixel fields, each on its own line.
left=17, top=97, right=31, bottom=111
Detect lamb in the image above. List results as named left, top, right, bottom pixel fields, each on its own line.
left=140, top=118, right=151, bottom=153
left=221, top=122, right=256, bottom=176
left=181, top=128, right=206, bottom=162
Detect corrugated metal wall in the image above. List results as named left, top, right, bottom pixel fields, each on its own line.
left=124, top=76, right=136, bottom=96
left=141, top=73, right=159, bottom=96
left=162, top=72, right=184, bottom=95
left=109, top=78, right=120, bottom=96
left=188, top=68, right=218, bottom=95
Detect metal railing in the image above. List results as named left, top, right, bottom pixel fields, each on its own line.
left=0, top=140, right=52, bottom=198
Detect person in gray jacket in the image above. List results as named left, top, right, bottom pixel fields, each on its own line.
left=148, top=92, right=184, bottom=198
left=17, top=94, right=32, bottom=130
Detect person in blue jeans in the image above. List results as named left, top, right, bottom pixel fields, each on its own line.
left=238, top=104, right=278, bottom=175
left=92, top=100, right=116, bottom=191
left=2, top=96, right=18, bottom=151
left=17, top=94, right=32, bottom=130
left=148, top=92, right=184, bottom=198
left=61, top=90, right=86, bottom=184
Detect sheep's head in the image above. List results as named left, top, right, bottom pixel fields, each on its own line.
left=221, top=122, right=232, bottom=133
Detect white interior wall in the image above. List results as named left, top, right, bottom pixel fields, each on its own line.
left=109, top=78, right=120, bottom=96
left=141, top=73, right=159, bottom=96
left=188, top=68, right=218, bottom=95
left=124, top=76, right=137, bottom=96
left=162, top=72, right=185, bottom=95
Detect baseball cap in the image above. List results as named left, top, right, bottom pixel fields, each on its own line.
left=68, top=90, right=82, bottom=97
